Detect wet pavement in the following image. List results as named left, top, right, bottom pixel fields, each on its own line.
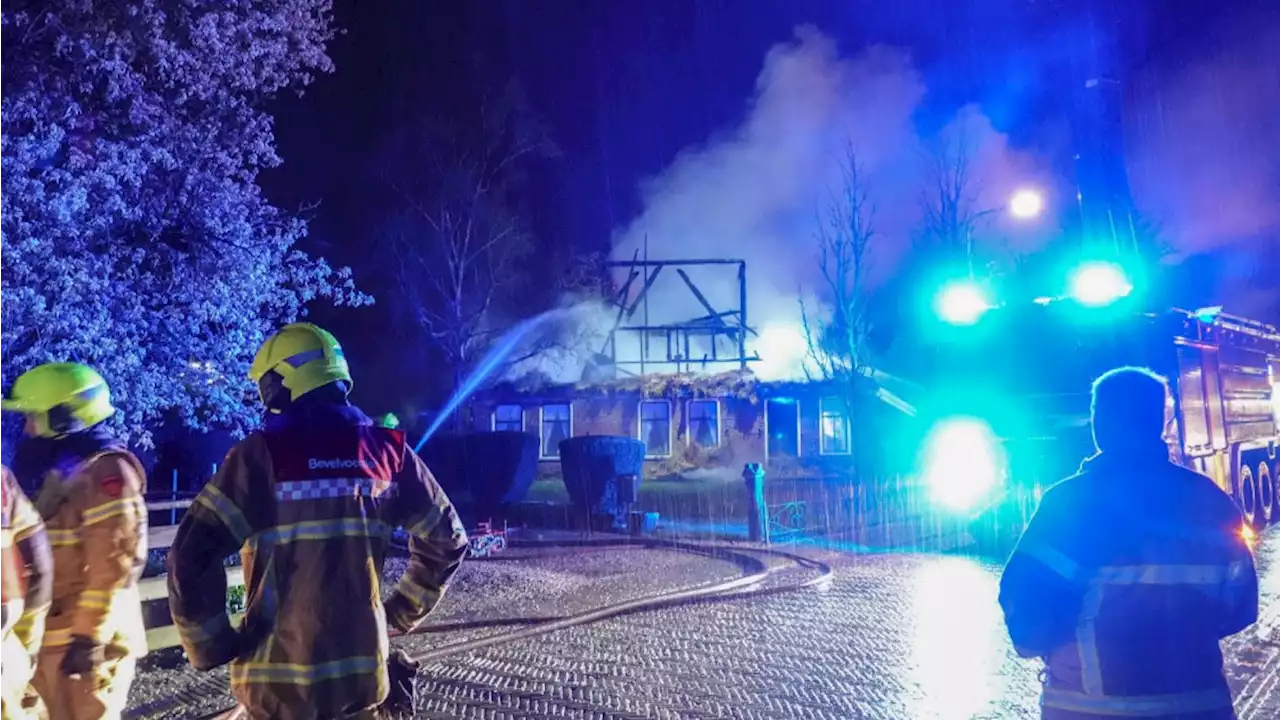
left=127, top=529, right=1280, bottom=720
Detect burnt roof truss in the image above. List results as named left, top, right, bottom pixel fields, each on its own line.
left=602, top=257, right=757, bottom=374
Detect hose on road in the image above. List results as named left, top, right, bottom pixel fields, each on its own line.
left=167, top=539, right=831, bottom=720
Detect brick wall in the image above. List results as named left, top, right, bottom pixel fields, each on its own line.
left=472, top=389, right=870, bottom=481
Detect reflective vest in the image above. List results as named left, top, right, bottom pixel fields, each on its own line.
left=999, top=452, right=1258, bottom=719
left=168, top=406, right=468, bottom=720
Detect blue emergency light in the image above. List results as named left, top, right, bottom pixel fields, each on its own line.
left=1068, top=261, right=1132, bottom=307
left=934, top=281, right=991, bottom=326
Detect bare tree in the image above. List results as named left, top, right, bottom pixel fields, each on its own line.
left=376, top=80, right=584, bottom=395
left=801, top=141, right=875, bottom=391
left=918, top=127, right=986, bottom=270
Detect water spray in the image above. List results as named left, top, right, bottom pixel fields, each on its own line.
left=413, top=309, right=567, bottom=453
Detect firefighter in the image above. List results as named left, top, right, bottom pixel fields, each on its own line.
left=3, top=465, right=53, bottom=720
left=2, top=364, right=149, bottom=720
left=999, top=366, right=1258, bottom=720
left=167, top=323, right=468, bottom=720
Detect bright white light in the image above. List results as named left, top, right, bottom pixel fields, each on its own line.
left=1069, top=261, right=1133, bottom=307
left=1008, top=188, right=1044, bottom=219
left=923, top=418, right=1001, bottom=512
left=908, top=557, right=1003, bottom=719
left=754, top=324, right=809, bottom=380
left=935, top=281, right=991, bottom=326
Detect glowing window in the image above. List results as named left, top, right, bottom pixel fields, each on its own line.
left=639, top=400, right=672, bottom=457
left=687, top=400, right=720, bottom=448
left=819, top=396, right=851, bottom=455
left=540, top=404, right=572, bottom=459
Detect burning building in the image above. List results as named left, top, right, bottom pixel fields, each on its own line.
left=472, top=257, right=904, bottom=480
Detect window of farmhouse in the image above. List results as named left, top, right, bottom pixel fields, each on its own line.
left=640, top=400, right=672, bottom=457
left=687, top=399, right=720, bottom=448
left=493, top=404, right=523, bottom=432
left=540, top=404, right=572, bottom=458
left=820, top=396, right=851, bottom=455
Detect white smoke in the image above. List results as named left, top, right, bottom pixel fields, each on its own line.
left=526, top=27, right=1052, bottom=384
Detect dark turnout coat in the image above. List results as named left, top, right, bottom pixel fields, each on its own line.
left=999, top=445, right=1258, bottom=719
left=168, top=405, right=468, bottom=720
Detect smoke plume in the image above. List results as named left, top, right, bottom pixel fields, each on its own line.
left=604, top=27, right=1049, bottom=381
left=513, top=27, right=1053, bottom=385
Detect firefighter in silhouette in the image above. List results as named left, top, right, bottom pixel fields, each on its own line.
left=167, top=323, right=468, bottom=719
left=999, top=366, right=1258, bottom=719
left=3, top=465, right=53, bottom=720
left=2, top=364, right=149, bottom=720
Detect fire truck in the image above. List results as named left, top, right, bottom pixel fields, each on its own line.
left=912, top=288, right=1280, bottom=545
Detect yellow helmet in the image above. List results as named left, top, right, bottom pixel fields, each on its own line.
left=1, top=363, right=116, bottom=437
left=249, top=323, right=352, bottom=410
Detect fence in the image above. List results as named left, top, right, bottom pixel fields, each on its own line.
left=142, top=494, right=241, bottom=651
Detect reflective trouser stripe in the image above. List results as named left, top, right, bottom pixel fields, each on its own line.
left=230, top=655, right=381, bottom=685
left=1043, top=687, right=1233, bottom=716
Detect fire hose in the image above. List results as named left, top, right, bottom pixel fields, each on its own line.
left=168, top=539, right=832, bottom=720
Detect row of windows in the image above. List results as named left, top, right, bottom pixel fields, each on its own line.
left=494, top=398, right=853, bottom=460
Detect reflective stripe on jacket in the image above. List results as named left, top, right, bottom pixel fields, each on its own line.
left=32, top=451, right=149, bottom=656
left=167, top=406, right=468, bottom=720
left=999, top=449, right=1258, bottom=719
left=3, top=464, right=53, bottom=706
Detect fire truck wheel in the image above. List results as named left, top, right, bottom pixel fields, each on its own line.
left=1238, top=464, right=1259, bottom=528
left=1258, top=462, right=1274, bottom=524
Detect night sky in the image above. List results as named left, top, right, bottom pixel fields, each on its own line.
left=257, top=0, right=1276, bottom=413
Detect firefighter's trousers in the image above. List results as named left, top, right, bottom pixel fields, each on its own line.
left=31, top=644, right=136, bottom=720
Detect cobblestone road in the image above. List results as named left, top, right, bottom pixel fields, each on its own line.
left=128, top=530, right=1280, bottom=719
left=402, top=531, right=1280, bottom=720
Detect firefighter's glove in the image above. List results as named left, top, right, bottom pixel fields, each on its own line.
left=384, top=592, right=417, bottom=635
left=60, top=635, right=106, bottom=677
left=384, top=649, right=421, bottom=713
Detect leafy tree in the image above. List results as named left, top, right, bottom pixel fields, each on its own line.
left=1, top=1, right=369, bottom=444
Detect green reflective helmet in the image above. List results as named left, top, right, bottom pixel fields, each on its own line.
left=1, top=363, right=116, bottom=437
